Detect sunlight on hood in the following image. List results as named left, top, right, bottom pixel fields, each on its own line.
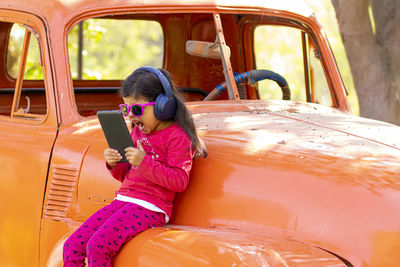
left=223, top=115, right=295, bottom=153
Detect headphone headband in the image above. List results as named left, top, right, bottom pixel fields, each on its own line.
left=138, top=66, right=173, bottom=97
left=135, top=66, right=177, bottom=121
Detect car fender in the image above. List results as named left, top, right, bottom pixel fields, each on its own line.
left=45, top=234, right=68, bottom=267
left=45, top=226, right=349, bottom=267
left=114, top=226, right=348, bottom=266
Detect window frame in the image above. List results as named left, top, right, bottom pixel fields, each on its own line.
left=65, top=14, right=168, bottom=117
left=0, top=12, right=52, bottom=123
left=240, top=15, right=338, bottom=107
left=10, top=26, right=46, bottom=119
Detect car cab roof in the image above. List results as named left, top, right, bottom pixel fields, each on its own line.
left=3, top=0, right=314, bottom=20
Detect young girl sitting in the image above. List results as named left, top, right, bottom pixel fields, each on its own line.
left=63, top=66, right=207, bottom=267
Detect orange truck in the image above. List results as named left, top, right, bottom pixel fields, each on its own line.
left=0, top=0, right=399, bottom=266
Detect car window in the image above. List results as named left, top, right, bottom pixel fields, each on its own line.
left=7, top=24, right=43, bottom=80
left=255, top=25, right=306, bottom=101
left=1, top=23, right=46, bottom=118
left=308, top=41, right=333, bottom=106
left=68, top=19, right=163, bottom=80
left=67, top=18, right=164, bottom=117
left=254, top=25, right=332, bottom=106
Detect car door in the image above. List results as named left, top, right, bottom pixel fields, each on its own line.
left=0, top=12, right=58, bottom=266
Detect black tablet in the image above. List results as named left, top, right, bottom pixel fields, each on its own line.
left=97, top=110, right=134, bottom=163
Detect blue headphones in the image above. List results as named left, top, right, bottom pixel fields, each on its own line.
left=137, top=66, right=177, bottom=121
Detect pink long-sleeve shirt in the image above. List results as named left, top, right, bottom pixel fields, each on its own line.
left=107, top=123, right=193, bottom=220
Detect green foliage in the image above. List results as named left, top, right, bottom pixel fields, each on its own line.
left=254, top=26, right=306, bottom=101
left=7, top=24, right=43, bottom=80
left=68, top=19, right=163, bottom=80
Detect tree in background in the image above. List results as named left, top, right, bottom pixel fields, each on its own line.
left=332, top=0, right=400, bottom=124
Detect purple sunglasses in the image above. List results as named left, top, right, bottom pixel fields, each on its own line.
left=119, top=102, right=155, bottom=117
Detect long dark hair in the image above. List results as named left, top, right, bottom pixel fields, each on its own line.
left=120, top=68, right=207, bottom=158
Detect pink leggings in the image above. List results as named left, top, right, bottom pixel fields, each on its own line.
left=63, top=200, right=165, bottom=267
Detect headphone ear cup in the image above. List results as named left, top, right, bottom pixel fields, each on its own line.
left=154, top=94, right=177, bottom=121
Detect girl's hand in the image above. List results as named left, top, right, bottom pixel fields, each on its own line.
left=125, top=141, right=146, bottom=167
left=104, top=148, right=122, bottom=168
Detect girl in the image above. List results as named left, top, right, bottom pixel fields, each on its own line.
left=63, top=66, right=206, bottom=266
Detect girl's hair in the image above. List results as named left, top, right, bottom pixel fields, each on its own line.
left=120, top=68, right=207, bottom=158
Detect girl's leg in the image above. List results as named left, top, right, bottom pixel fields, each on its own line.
left=86, top=203, right=165, bottom=267
left=63, top=200, right=127, bottom=267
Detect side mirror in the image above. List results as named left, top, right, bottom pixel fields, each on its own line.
left=186, top=40, right=231, bottom=59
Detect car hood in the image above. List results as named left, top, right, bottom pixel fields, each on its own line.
left=79, top=99, right=400, bottom=190
left=188, top=100, right=400, bottom=165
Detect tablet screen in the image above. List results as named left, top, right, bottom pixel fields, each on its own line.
left=97, top=110, right=134, bottom=163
